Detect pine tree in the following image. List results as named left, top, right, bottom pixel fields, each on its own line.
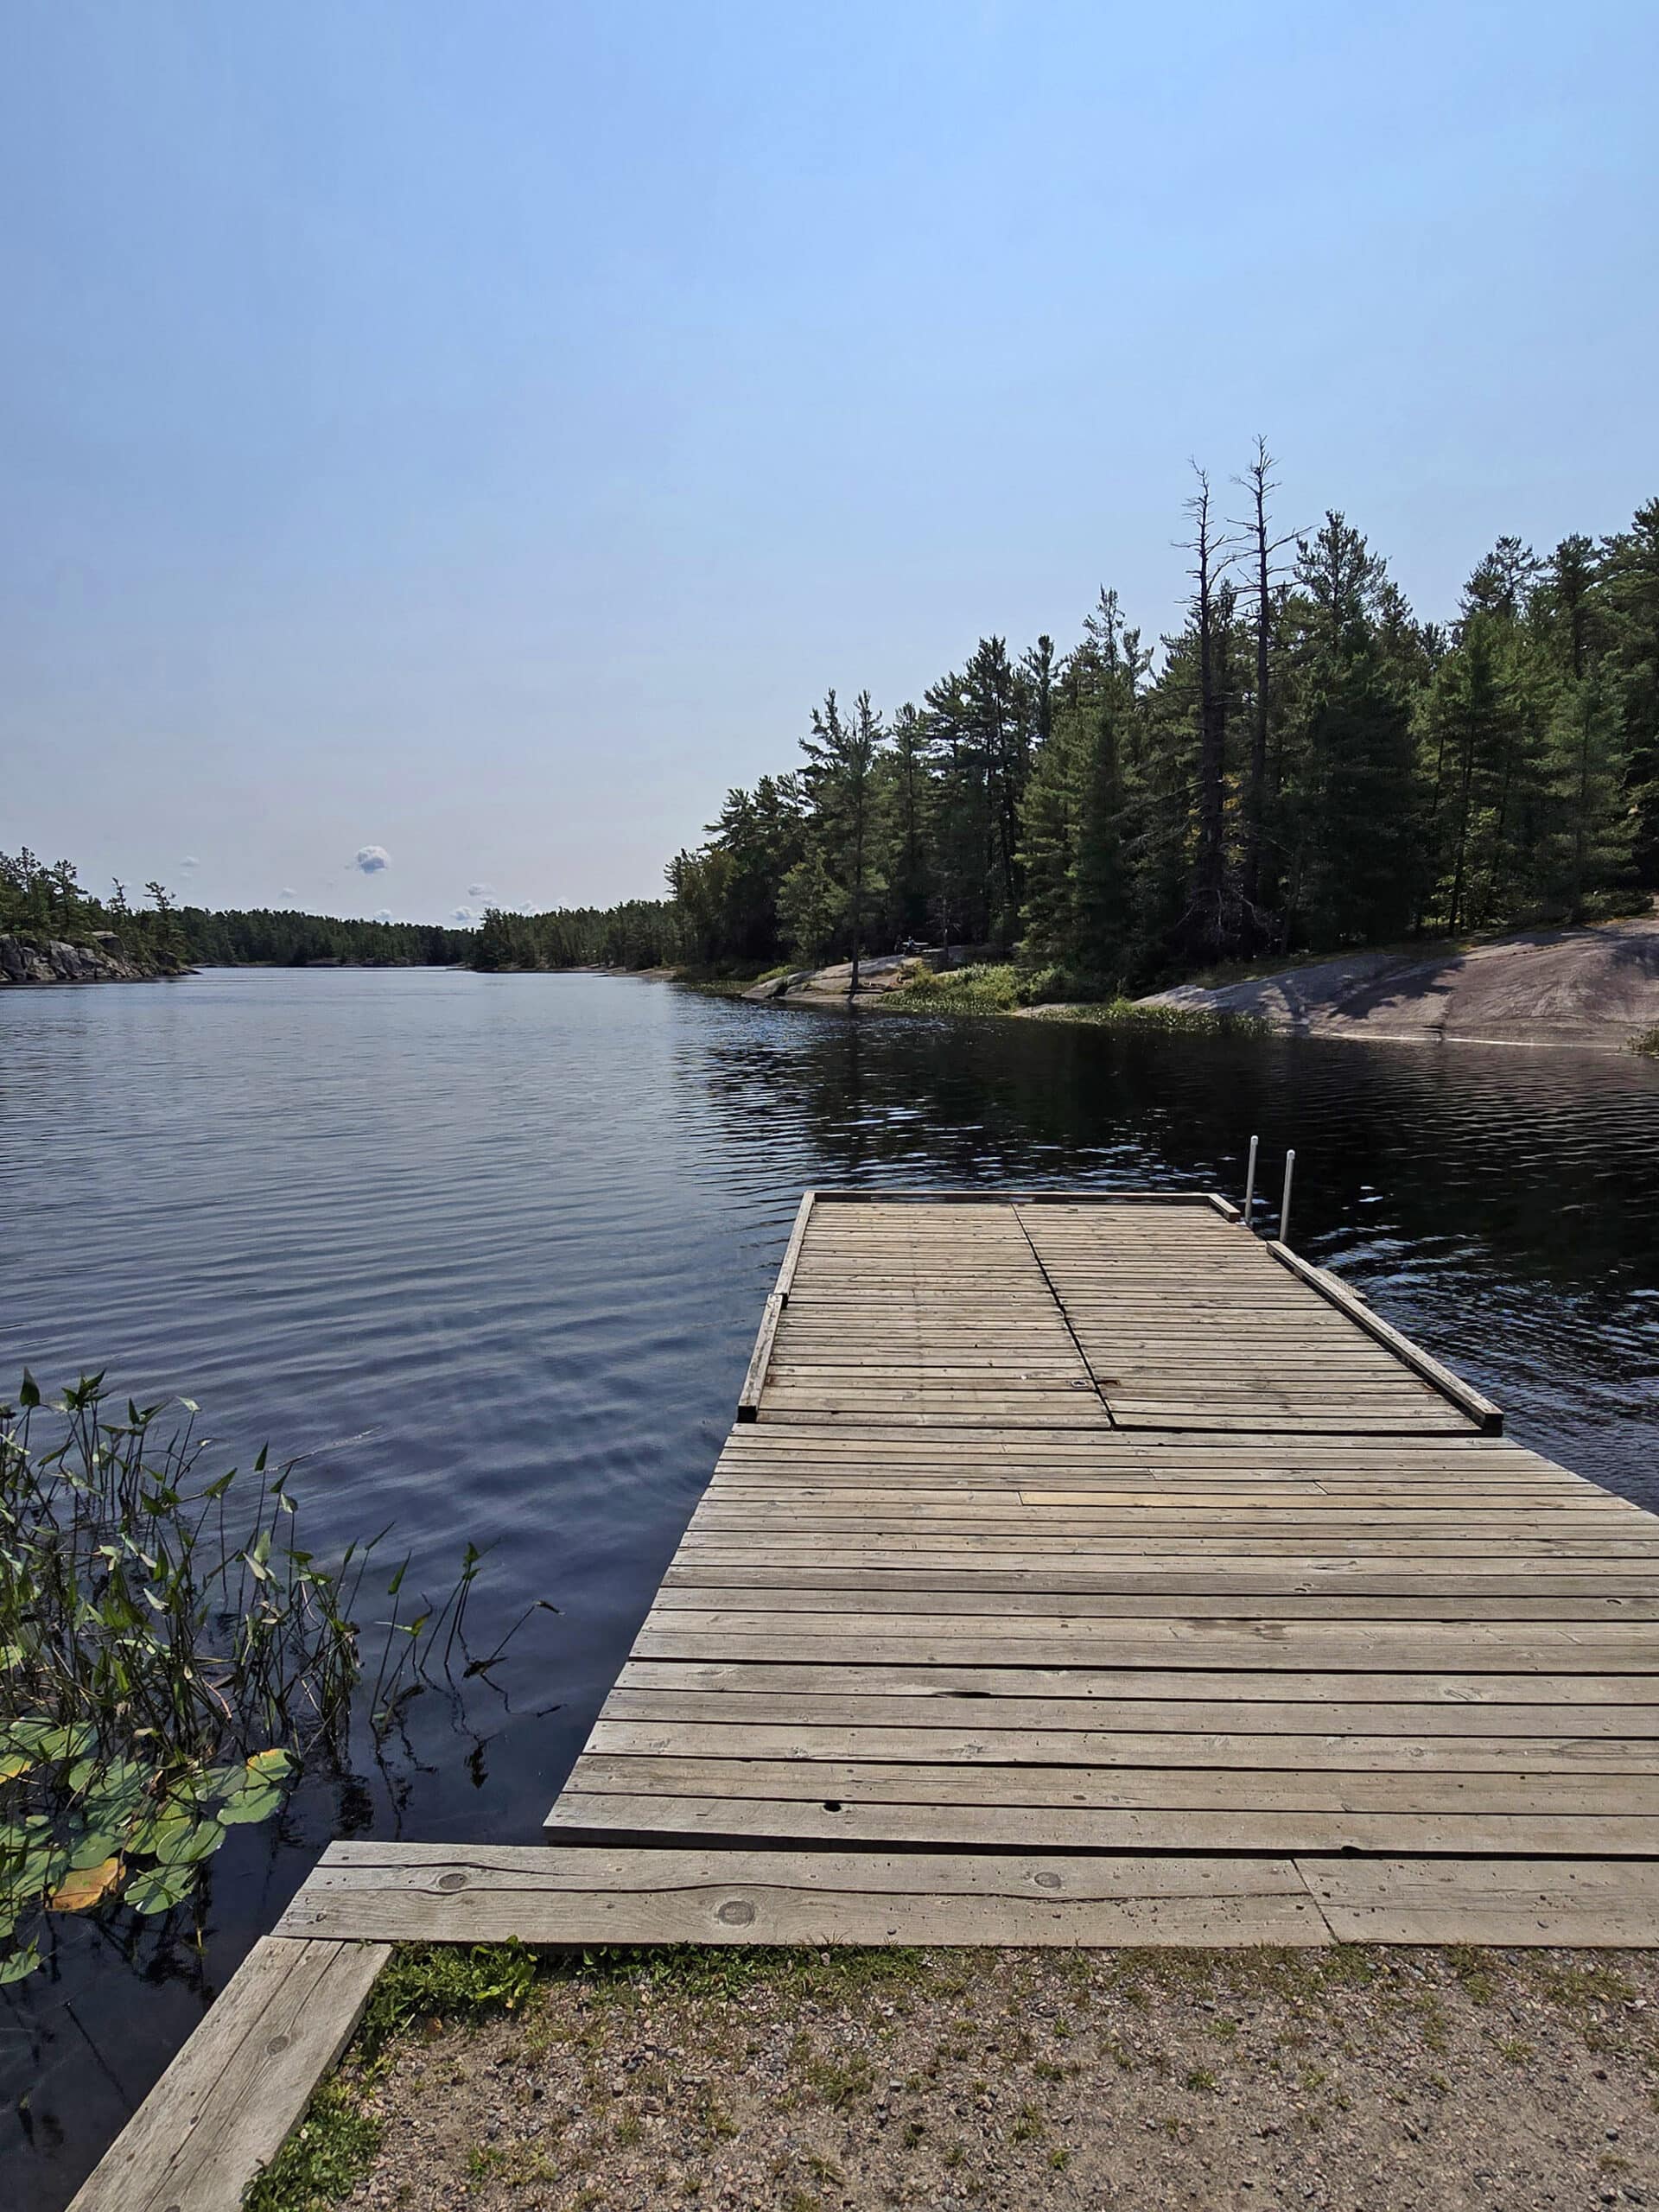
left=1599, top=498, right=1659, bottom=886
left=796, top=689, right=887, bottom=989
left=880, top=705, right=933, bottom=943
left=1541, top=668, right=1633, bottom=918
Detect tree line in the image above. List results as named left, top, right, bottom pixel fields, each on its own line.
left=1, top=853, right=473, bottom=969
left=177, top=906, right=472, bottom=967
left=492, top=464, right=1656, bottom=988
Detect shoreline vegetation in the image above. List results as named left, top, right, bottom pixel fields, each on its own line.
left=0, top=1371, right=526, bottom=1990
left=707, top=909, right=1659, bottom=1054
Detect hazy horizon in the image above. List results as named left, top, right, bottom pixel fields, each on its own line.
left=4, top=2, right=1656, bottom=925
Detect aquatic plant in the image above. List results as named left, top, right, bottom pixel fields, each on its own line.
left=1038, top=998, right=1270, bottom=1038
left=1630, top=1023, right=1659, bottom=1058
left=0, top=1371, right=501, bottom=1983
left=887, top=963, right=1266, bottom=1036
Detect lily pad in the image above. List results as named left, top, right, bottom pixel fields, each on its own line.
left=215, top=1783, right=283, bottom=1827
left=49, top=1856, right=124, bottom=1912
left=123, top=1863, right=195, bottom=1916
left=153, top=1817, right=225, bottom=1866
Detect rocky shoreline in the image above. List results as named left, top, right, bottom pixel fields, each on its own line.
left=730, top=915, right=1659, bottom=1054
left=0, top=931, right=180, bottom=986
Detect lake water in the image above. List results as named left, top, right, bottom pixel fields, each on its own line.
left=3, top=966, right=1658, bottom=2207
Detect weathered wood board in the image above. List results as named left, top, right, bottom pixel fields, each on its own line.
left=67, top=1936, right=390, bottom=2212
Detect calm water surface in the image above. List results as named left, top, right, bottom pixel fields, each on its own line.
left=3, top=967, right=1658, bottom=2205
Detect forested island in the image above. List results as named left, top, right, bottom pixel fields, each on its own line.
left=0, top=853, right=473, bottom=980
left=474, top=474, right=1659, bottom=996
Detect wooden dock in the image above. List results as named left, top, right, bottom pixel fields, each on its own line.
left=71, top=1188, right=1659, bottom=2211
left=549, top=1192, right=1659, bottom=1897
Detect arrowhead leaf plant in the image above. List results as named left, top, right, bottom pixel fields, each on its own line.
left=0, top=1371, right=503, bottom=1982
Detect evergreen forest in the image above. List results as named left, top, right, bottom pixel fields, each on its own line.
left=477, top=468, right=1659, bottom=990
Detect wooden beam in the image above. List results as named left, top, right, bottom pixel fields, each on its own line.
left=735, top=1294, right=784, bottom=1423
left=774, top=1190, right=817, bottom=1303
left=280, top=1840, right=1334, bottom=1948
left=1267, top=1243, right=1504, bottom=1433
left=67, top=1936, right=388, bottom=2212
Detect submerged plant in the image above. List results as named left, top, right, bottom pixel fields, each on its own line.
left=0, top=1371, right=518, bottom=1983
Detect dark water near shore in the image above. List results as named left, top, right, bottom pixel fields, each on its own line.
left=3, top=966, right=1658, bottom=2207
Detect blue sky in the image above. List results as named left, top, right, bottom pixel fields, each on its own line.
left=3, top=1, right=1656, bottom=921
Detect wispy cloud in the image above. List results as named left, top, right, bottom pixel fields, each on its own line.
left=353, top=844, right=391, bottom=874
left=466, top=882, right=492, bottom=900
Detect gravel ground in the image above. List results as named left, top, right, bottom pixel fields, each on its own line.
left=331, top=1944, right=1659, bottom=2212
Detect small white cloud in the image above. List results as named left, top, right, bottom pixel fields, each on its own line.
left=180, top=855, right=200, bottom=871
left=466, top=882, right=492, bottom=900
left=373, top=907, right=393, bottom=923
left=452, top=906, right=478, bottom=924
left=354, top=845, right=391, bottom=874
left=278, top=887, right=298, bottom=900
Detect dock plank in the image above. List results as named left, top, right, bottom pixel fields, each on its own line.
left=281, top=1841, right=1333, bottom=1947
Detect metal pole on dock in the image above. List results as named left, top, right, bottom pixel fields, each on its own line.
left=1280, top=1149, right=1296, bottom=1245
left=1243, top=1135, right=1258, bottom=1230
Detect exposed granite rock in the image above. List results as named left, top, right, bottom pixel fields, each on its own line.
left=1135, top=912, right=1659, bottom=1052
left=742, top=953, right=934, bottom=1006
left=0, top=932, right=176, bottom=985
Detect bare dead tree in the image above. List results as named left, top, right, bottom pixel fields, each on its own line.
left=1180, top=465, right=1236, bottom=955
left=1230, top=438, right=1300, bottom=940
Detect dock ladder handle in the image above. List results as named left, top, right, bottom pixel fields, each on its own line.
left=1280, top=1147, right=1296, bottom=1246
left=1242, top=1134, right=1259, bottom=1230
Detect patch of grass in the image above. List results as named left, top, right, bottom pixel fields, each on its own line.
left=1630, top=1022, right=1659, bottom=1058
left=245, top=2079, right=382, bottom=2212
left=1540, top=1961, right=1637, bottom=2012
left=245, top=1945, right=542, bottom=2212
left=1446, top=1948, right=1497, bottom=2005
left=791, top=2032, right=874, bottom=2110
left=887, top=962, right=1026, bottom=1014
left=359, top=1942, right=540, bottom=2056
